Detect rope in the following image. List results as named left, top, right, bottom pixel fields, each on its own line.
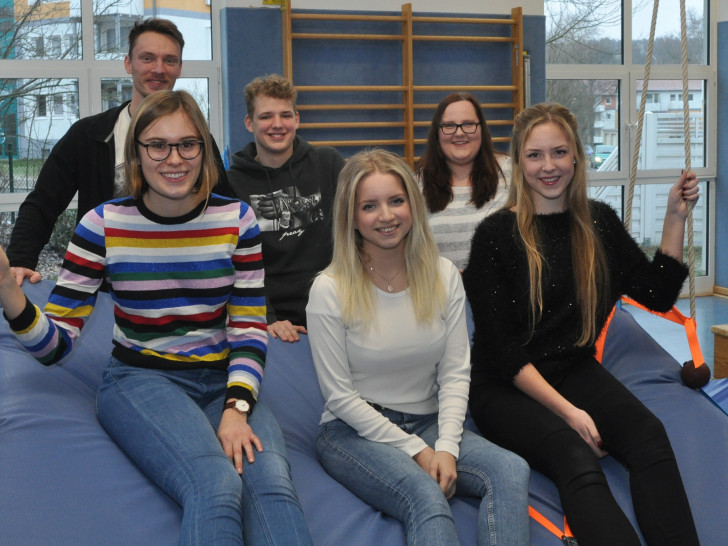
left=626, top=0, right=659, bottom=230
left=628, top=0, right=696, bottom=319
left=679, top=0, right=697, bottom=318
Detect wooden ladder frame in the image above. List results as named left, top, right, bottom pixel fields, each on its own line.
left=282, top=2, right=524, bottom=167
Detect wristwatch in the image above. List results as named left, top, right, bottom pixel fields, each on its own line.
left=224, top=399, right=251, bottom=416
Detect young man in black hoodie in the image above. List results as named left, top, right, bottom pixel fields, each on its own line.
left=228, top=74, right=345, bottom=343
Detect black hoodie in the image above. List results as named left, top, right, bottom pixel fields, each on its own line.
left=228, top=136, right=345, bottom=326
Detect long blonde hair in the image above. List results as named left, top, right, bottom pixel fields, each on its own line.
left=507, top=103, right=608, bottom=346
left=326, top=149, right=446, bottom=328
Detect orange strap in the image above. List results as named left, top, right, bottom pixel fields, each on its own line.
left=594, top=304, right=616, bottom=363
left=620, top=297, right=705, bottom=366
left=529, top=506, right=575, bottom=543
left=593, top=297, right=705, bottom=367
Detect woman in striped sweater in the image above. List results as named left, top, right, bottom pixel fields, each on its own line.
left=416, top=93, right=510, bottom=272
left=0, top=90, right=311, bottom=546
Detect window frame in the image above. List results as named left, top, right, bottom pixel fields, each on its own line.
left=546, top=0, right=717, bottom=294
left=0, top=1, right=224, bottom=212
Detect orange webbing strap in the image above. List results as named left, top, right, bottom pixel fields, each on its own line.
left=529, top=505, right=576, bottom=544
left=593, top=297, right=705, bottom=367
left=594, top=304, right=617, bottom=363
left=620, top=297, right=705, bottom=366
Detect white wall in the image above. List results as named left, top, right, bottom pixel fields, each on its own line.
left=222, top=1, right=543, bottom=16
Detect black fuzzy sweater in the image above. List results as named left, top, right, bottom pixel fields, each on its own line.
left=462, top=200, right=688, bottom=388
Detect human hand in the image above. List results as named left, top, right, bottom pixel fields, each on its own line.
left=563, top=406, right=608, bottom=458
left=255, top=193, right=282, bottom=220
left=10, top=266, right=43, bottom=286
left=217, top=405, right=263, bottom=474
left=0, top=246, right=12, bottom=287
left=268, top=320, right=307, bottom=343
left=413, top=447, right=458, bottom=498
left=667, top=170, right=699, bottom=221
left=429, top=451, right=458, bottom=499
left=0, top=248, right=30, bottom=319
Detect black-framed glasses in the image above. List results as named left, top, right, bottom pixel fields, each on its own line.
left=438, top=122, right=481, bottom=135
left=137, top=140, right=204, bottom=161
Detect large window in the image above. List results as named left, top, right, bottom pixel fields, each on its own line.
left=545, top=0, right=716, bottom=294
left=0, top=0, right=221, bottom=277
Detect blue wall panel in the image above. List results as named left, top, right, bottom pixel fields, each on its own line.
left=221, top=8, right=545, bottom=160
left=221, top=8, right=284, bottom=157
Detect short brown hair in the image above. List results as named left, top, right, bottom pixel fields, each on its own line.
left=125, top=90, right=217, bottom=200
left=244, top=74, right=297, bottom=117
left=127, top=18, right=184, bottom=58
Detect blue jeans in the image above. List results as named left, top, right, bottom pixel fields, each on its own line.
left=96, top=358, right=312, bottom=546
left=316, top=410, right=530, bottom=546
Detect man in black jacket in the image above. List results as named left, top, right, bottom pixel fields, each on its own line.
left=227, top=74, right=345, bottom=343
left=7, top=18, right=230, bottom=285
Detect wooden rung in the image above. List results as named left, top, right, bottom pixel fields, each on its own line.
left=300, top=121, right=406, bottom=129
left=480, top=119, right=515, bottom=126
left=295, top=85, right=406, bottom=92
left=297, top=104, right=405, bottom=111
left=291, top=13, right=403, bottom=23
left=413, top=35, right=515, bottom=43
left=291, top=32, right=404, bottom=41
left=413, top=85, right=517, bottom=92
left=413, top=103, right=517, bottom=110
left=412, top=16, right=516, bottom=26
left=309, top=139, right=406, bottom=147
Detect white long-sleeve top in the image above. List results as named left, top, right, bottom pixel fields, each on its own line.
left=306, top=257, right=471, bottom=459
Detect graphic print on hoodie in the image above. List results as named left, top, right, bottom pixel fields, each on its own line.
left=227, top=136, right=345, bottom=326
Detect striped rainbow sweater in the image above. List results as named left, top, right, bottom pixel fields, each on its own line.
left=8, top=194, right=267, bottom=407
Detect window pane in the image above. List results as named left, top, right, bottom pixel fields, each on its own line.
left=98, top=77, right=209, bottom=122
left=0, top=78, right=80, bottom=194
left=635, top=80, right=705, bottom=169
left=94, top=1, right=212, bottom=61
left=632, top=0, right=707, bottom=65
left=545, top=0, right=622, bottom=64
left=589, top=182, right=708, bottom=276
left=174, top=78, right=210, bottom=122
left=1, top=1, right=82, bottom=60
left=0, top=208, right=75, bottom=282
left=101, top=78, right=133, bottom=110
left=546, top=79, right=620, bottom=172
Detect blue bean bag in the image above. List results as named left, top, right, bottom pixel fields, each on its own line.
left=1, top=281, right=726, bottom=545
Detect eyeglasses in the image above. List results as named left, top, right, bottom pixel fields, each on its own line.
left=137, top=140, right=204, bottom=161
left=438, top=122, right=480, bottom=135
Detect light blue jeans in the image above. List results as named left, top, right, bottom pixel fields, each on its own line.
left=316, top=409, right=530, bottom=546
left=96, top=358, right=312, bottom=546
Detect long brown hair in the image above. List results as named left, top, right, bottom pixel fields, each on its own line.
left=507, top=103, right=608, bottom=346
left=416, top=92, right=504, bottom=213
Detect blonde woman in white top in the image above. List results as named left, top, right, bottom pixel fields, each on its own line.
left=306, top=149, right=530, bottom=546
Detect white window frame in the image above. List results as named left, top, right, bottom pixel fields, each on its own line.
left=546, top=0, right=717, bottom=295
left=0, top=0, right=224, bottom=213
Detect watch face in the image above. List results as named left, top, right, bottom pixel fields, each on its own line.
left=235, top=400, right=250, bottom=413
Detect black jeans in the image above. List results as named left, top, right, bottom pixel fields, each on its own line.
left=469, top=358, right=699, bottom=546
